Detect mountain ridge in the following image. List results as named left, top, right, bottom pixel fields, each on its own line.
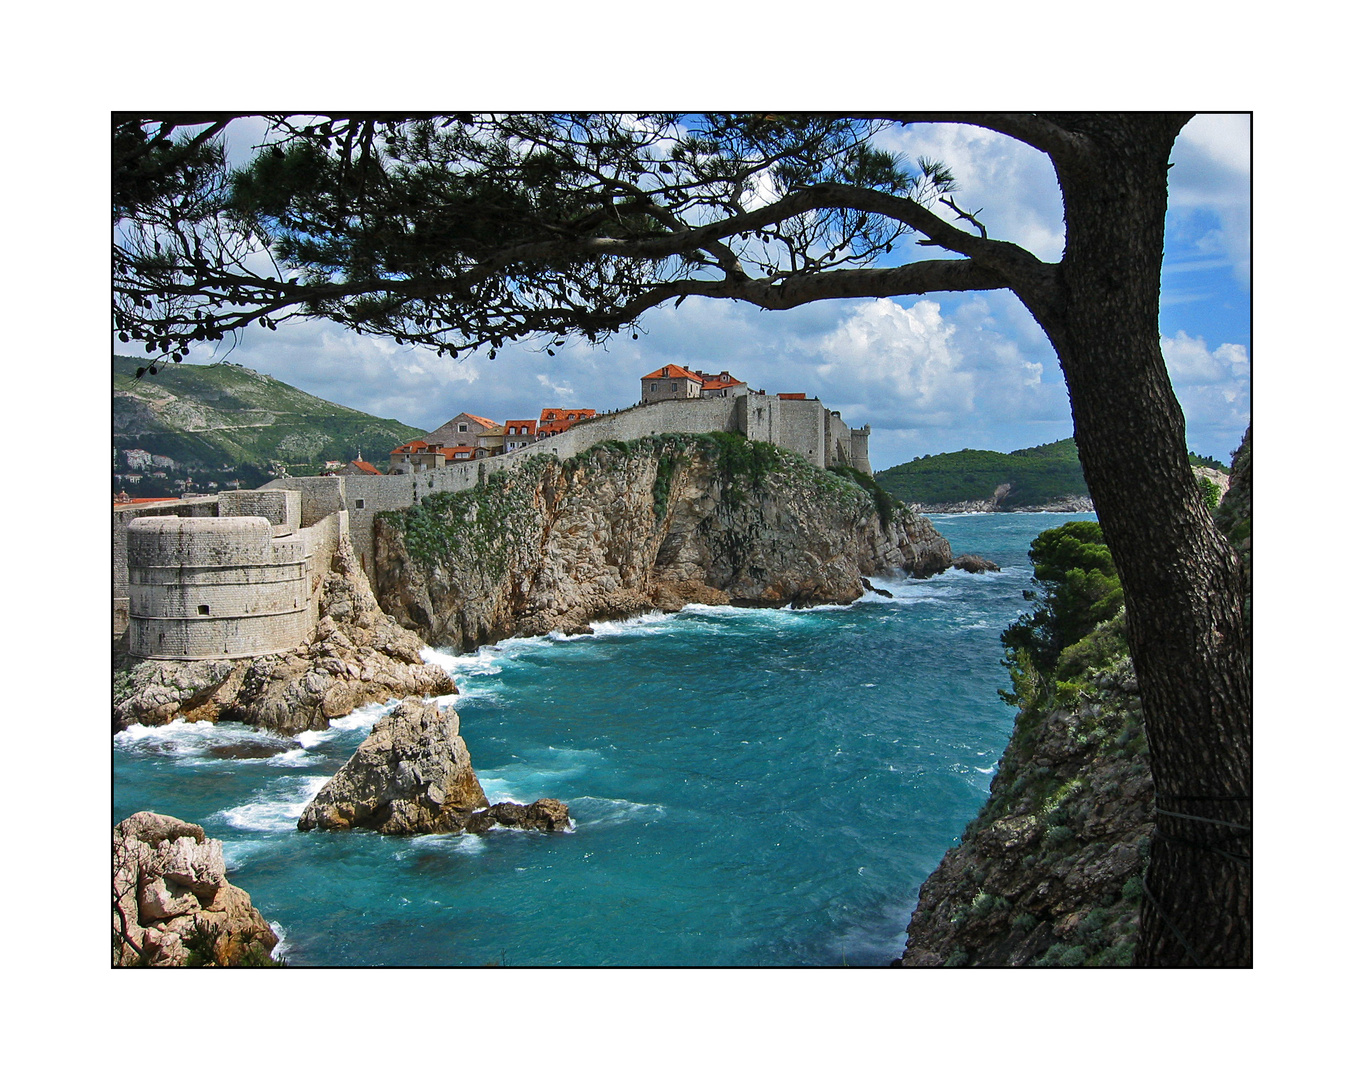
left=113, top=355, right=424, bottom=495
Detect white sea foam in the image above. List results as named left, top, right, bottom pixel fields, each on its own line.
left=588, top=609, right=679, bottom=637
left=217, top=774, right=330, bottom=832
left=114, top=718, right=307, bottom=765
left=568, top=795, right=666, bottom=829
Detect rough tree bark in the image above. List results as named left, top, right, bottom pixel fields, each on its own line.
left=1014, top=114, right=1252, bottom=966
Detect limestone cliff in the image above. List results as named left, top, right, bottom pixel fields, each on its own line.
left=896, top=652, right=1153, bottom=967
left=113, top=531, right=456, bottom=735
left=372, top=433, right=953, bottom=651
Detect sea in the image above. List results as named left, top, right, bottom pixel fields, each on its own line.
left=113, top=511, right=1094, bottom=967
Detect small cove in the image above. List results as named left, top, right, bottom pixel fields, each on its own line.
left=113, top=512, right=1093, bottom=966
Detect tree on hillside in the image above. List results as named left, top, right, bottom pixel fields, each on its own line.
left=113, top=112, right=1251, bottom=966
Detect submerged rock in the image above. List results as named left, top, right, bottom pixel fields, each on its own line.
left=113, top=811, right=279, bottom=966
left=298, top=697, right=489, bottom=835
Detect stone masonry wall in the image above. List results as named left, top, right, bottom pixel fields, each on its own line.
left=127, top=516, right=312, bottom=659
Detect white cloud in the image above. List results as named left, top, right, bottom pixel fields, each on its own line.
left=1161, top=331, right=1250, bottom=455
left=809, top=296, right=1066, bottom=436
left=1168, top=114, right=1251, bottom=284
left=874, top=122, right=1065, bottom=262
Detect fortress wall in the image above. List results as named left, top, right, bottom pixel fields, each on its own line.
left=126, top=516, right=312, bottom=659
left=851, top=427, right=871, bottom=475
left=741, top=393, right=782, bottom=446
left=218, top=488, right=301, bottom=534
left=825, top=411, right=852, bottom=468
left=778, top=398, right=826, bottom=467
left=113, top=497, right=220, bottom=603
left=297, top=509, right=345, bottom=624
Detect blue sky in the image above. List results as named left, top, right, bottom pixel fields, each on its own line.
left=131, top=114, right=1250, bottom=473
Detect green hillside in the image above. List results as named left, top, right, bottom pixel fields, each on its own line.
left=113, top=355, right=424, bottom=496
left=875, top=439, right=1089, bottom=508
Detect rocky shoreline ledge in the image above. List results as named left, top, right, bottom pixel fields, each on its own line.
left=113, top=811, right=280, bottom=966
left=113, top=533, right=456, bottom=736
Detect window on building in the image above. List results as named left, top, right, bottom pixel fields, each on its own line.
left=198, top=604, right=209, bottom=615
left=458, top=423, right=468, bottom=432
left=355, top=498, right=365, bottom=509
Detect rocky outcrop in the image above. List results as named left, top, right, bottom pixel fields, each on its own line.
left=298, top=697, right=571, bottom=837
left=466, top=799, right=572, bottom=834
left=298, top=697, right=489, bottom=834
left=113, top=811, right=279, bottom=966
left=896, top=656, right=1152, bottom=967
left=951, top=554, right=1002, bottom=574
left=374, top=434, right=953, bottom=652
left=114, top=532, right=456, bottom=735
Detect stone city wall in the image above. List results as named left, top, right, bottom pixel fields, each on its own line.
left=126, top=516, right=313, bottom=659
left=120, top=394, right=870, bottom=613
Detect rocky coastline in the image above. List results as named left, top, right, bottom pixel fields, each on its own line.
left=895, top=653, right=1152, bottom=967
left=895, top=430, right=1250, bottom=966
left=373, top=434, right=954, bottom=652
left=913, top=495, right=1095, bottom=515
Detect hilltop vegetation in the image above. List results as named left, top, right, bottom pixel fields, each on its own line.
left=876, top=439, right=1090, bottom=509
left=876, top=439, right=1229, bottom=510
left=113, top=356, right=423, bottom=496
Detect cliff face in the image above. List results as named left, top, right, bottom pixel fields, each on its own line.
left=373, top=434, right=952, bottom=651
left=897, top=652, right=1152, bottom=967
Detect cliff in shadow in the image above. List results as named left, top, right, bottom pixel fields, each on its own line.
left=895, top=430, right=1251, bottom=966
left=373, top=432, right=953, bottom=652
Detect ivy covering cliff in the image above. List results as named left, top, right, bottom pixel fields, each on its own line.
left=372, top=433, right=952, bottom=652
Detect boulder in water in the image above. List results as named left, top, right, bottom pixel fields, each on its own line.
left=298, top=697, right=489, bottom=835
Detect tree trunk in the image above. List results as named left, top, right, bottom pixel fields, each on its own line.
left=1019, top=115, right=1251, bottom=966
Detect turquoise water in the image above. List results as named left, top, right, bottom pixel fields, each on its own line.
left=113, top=512, right=1094, bottom=966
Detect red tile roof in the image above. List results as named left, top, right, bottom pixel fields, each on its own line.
left=702, top=374, right=745, bottom=390
left=641, top=365, right=703, bottom=382
left=392, top=439, right=428, bottom=454
left=462, top=413, right=497, bottom=429
left=777, top=393, right=806, bottom=400
left=540, top=407, right=596, bottom=422
left=350, top=460, right=381, bottom=475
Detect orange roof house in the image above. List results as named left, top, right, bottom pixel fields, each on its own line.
left=700, top=371, right=747, bottom=398
left=537, top=408, right=596, bottom=437
left=427, top=412, right=499, bottom=446
left=640, top=364, right=704, bottom=402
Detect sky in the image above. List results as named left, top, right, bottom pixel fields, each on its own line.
left=120, top=114, right=1250, bottom=473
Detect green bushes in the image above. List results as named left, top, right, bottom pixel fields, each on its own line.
left=1000, top=521, right=1125, bottom=710
left=828, top=464, right=898, bottom=527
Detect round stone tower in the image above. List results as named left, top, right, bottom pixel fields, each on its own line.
left=126, top=516, right=311, bottom=660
